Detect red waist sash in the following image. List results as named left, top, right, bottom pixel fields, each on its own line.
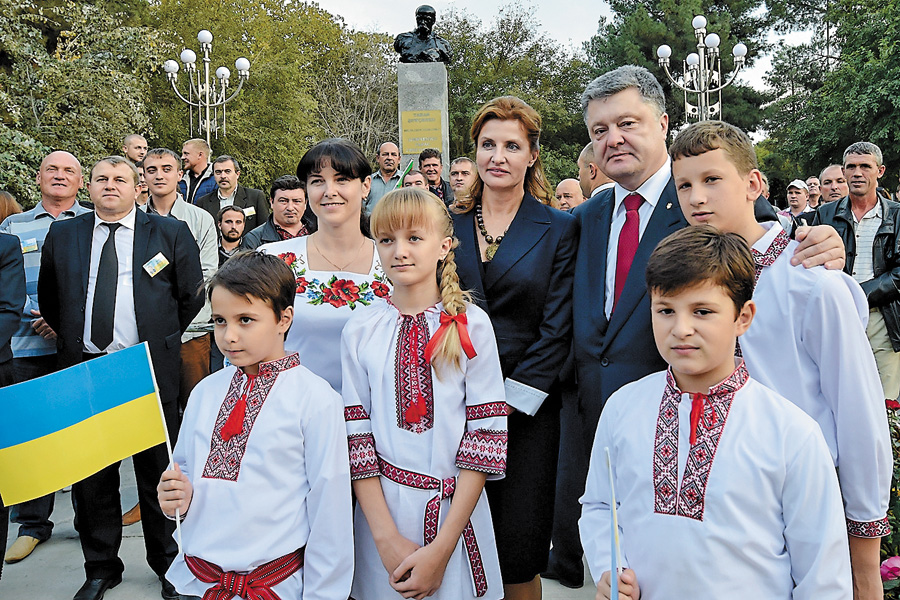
left=184, top=548, right=304, bottom=600
left=378, top=457, right=487, bottom=597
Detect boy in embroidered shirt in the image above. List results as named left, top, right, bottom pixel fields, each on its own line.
left=157, top=252, right=353, bottom=600
left=580, top=226, right=850, bottom=599
left=668, top=120, right=890, bottom=598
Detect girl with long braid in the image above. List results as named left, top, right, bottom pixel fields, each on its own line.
left=341, top=188, right=508, bottom=599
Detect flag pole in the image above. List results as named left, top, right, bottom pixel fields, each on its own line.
left=143, top=342, right=183, bottom=554
left=606, top=447, right=622, bottom=597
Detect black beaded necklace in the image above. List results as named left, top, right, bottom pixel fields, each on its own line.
left=476, top=202, right=509, bottom=261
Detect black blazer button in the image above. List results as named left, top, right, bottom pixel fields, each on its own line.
left=75, top=337, right=82, bottom=343
left=600, top=357, right=610, bottom=367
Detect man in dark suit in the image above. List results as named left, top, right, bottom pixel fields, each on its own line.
left=38, top=156, right=203, bottom=600
left=545, top=65, right=848, bottom=589
left=195, top=155, right=269, bottom=230
left=0, top=231, right=26, bottom=580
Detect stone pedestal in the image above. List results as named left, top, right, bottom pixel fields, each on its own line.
left=397, top=62, right=450, bottom=179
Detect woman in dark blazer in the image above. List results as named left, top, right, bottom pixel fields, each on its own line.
left=452, top=96, right=578, bottom=600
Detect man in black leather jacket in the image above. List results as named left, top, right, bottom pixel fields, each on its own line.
left=814, top=141, right=900, bottom=400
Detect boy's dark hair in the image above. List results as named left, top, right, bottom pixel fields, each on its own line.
left=296, top=138, right=372, bottom=183
left=207, top=251, right=296, bottom=322
left=646, top=225, right=755, bottom=315
left=669, top=120, right=758, bottom=175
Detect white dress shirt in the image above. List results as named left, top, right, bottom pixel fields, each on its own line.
left=604, top=159, right=671, bottom=317
left=83, top=208, right=140, bottom=354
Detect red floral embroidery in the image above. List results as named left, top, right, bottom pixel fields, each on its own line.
left=295, top=277, right=309, bottom=294
left=371, top=280, right=391, bottom=298
left=279, top=252, right=297, bottom=266
left=887, top=399, right=900, bottom=410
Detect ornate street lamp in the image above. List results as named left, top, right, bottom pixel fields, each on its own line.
left=162, top=30, right=251, bottom=147
left=656, top=15, right=748, bottom=122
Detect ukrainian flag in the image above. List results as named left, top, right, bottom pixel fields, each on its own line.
left=0, top=343, right=168, bottom=505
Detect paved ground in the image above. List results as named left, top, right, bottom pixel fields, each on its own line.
left=1, top=459, right=596, bottom=599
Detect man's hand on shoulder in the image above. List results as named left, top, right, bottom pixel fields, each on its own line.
left=792, top=224, right=846, bottom=270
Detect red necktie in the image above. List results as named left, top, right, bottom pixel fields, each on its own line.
left=614, top=193, right=643, bottom=310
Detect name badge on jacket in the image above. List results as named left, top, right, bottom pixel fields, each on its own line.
left=21, top=238, right=38, bottom=253
left=243, top=206, right=256, bottom=217
left=143, top=253, right=170, bottom=277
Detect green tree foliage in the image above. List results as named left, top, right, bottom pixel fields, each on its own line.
left=583, top=0, right=770, bottom=134
left=0, top=0, right=168, bottom=204
left=438, top=3, right=592, bottom=185
left=147, top=0, right=349, bottom=191
left=311, top=30, right=398, bottom=159
left=763, top=0, right=900, bottom=187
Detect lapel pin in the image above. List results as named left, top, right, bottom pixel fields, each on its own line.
left=666, top=202, right=672, bottom=209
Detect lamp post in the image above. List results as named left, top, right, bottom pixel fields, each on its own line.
left=655, top=15, right=747, bottom=122
left=162, top=30, right=251, bottom=148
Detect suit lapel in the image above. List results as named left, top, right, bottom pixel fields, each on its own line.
left=234, top=185, right=247, bottom=207
left=483, top=195, right=550, bottom=291
left=453, top=211, right=488, bottom=310
left=133, top=210, right=151, bottom=306
left=76, top=215, right=93, bottom=297
left=590, top=196, right=614, bottom=336
left=602, top=178, right=685, bottom=348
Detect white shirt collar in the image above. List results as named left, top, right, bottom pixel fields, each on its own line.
left=93, top=206, right=137, bottom=231
left=613, top=157, right=671, bottom=214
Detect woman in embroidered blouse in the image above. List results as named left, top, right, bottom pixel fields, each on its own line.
left=259, top=139, right=390, bottom=392
left=450, top=97, right=578, bottom=600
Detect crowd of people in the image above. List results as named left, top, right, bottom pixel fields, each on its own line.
left=0, top=63, right=897, bottom=600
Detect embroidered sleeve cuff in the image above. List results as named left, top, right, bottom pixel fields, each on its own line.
left=456, top=429, right=508, bottom=477
left=465, top=401, right=508, bottom=421
left=504, top=378, right=547, bottom=416
left=344, top=405, right=370, bottom=422
left=847, top=517, right=891, bottom=538
left=348, top=433, right=379, bottom=480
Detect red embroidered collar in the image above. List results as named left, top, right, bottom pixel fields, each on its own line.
left=664, top=360, right=749, bottom=400
left=239, top=352, right=301, bottom=379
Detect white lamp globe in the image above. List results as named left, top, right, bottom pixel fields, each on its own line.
left=692, top=15, right=707, bottom=29
left=235, top=57, right=251, bottom=72
left=733, top=43, right=748, bottom=58
left=216, top=66, right=230, bottom=80
left=705, top=33, right=720, bottom=48
left=686, top=53, right=700, bottom=66
left=657, top=45, right=672, bottom=59
left=197, top=30, right=213, bottom=44
left=180, top=49, right=197, bottom=64
left=163, top=60, right=179, bottom=74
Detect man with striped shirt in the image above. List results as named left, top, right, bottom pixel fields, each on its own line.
left=0, top=150, right=92, bottom=564
left=814, top=141, right=900, bottom=401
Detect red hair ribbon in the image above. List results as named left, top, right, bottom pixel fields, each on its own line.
left=424, top=311, right=477, bottom=363
left=221, top=374, right=256, bottom=442
left=689, top=392, right=716, bottom=445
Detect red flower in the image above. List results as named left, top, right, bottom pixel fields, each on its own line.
left=321, top=288, right=347, bottom=308
left=295, top=277, right=308, bottom=294
left=330, top=279, right=360, bottom=303
left=886, top=399, right=900, bottom=410
left=279, top=252, right=297, bottom=266
left=371, top=280, right=391, bottom=298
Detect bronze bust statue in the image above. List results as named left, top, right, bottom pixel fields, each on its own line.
left=394, top=5, right=452, bottom=64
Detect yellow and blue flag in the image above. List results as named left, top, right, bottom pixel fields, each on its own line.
left=0, top=343, right=167, bottom=505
